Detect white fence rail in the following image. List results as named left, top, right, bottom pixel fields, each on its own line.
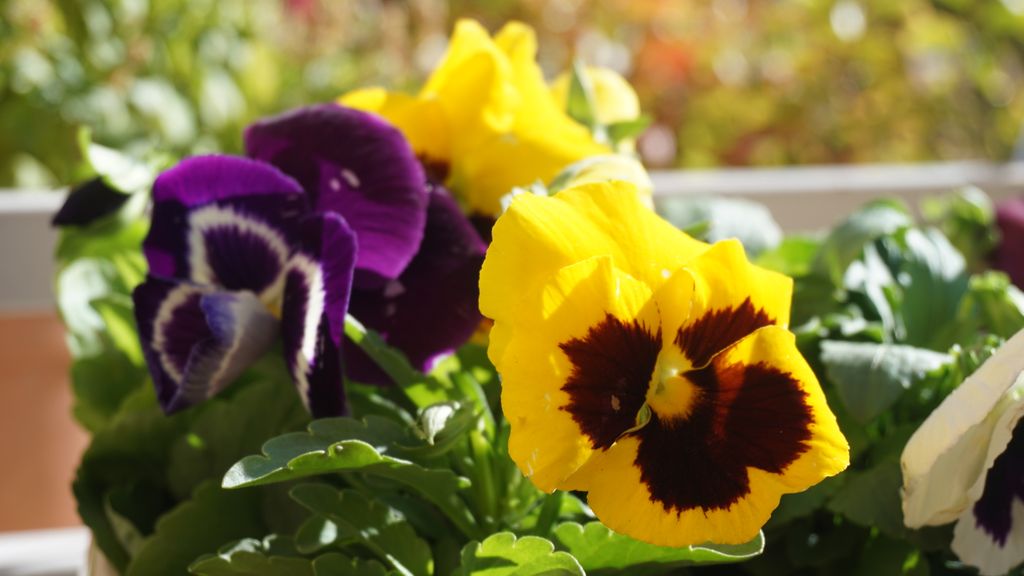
left=2, top=161, right=1023, bottom=312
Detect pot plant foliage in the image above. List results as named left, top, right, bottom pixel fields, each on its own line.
left=53, top=19, right=1024, bottom=576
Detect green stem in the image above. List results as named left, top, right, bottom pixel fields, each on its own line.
left=532, top=490, right=564, bottom=538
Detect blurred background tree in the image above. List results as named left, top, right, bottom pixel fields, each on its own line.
left=4, top=0, right=1024, bottom=187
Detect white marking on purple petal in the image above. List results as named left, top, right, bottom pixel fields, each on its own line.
left=341, top=168, right=360, bottom=189
left=154, top=284, right=209, bottom=383
left=383, top=280, right=405, bottom=298
left=187, top=204, right=290, bottom=307
left=285, top=252, right=326, bottom=402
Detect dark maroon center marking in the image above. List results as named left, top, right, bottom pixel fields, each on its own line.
left=419, top=156, right=450, bottom=185
left=635, top=361, right=813, bottom=513
left=675, top=298, right=773, bottom=368
left=972, top=418, right=1024, bottom=547
left=559, top=314, right=661, bottom=450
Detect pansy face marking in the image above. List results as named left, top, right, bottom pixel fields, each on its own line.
left=282, top=252, right=326, bottom=400
left=186, top=204, right=291, bottom=307
left=558, top=291, right=814, bottom=515
left=481, top=182, right=849, bottom=547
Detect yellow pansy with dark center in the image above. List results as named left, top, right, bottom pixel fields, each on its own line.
left=480, top=182, right=849, bottom=546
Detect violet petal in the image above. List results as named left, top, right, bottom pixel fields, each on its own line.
left=245, top=104, right=428, bottom=284
left=346, top=186, right=485, bottom=384
left=995, top=198, right=1024, bottom=288
left=133, top=276, right=278, bottom=413
left=281, top=211, right=358, bottom=417
left=144, top=155, right=309, bottom=295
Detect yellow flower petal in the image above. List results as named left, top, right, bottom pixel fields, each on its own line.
left=480, top=182, right=707, bottom=329
left=422, top=19, right=517, bottom=135
left=494, top=255, right=655, bottom=491
left=569, top=326, right=848, bottom=546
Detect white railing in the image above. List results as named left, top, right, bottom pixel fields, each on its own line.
left=2, top=160, right=1022, bottom=312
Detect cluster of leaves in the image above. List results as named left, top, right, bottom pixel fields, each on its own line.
left=734, top=190, right=1022, bottom=575
left=56, top=141, right=763, bottom=575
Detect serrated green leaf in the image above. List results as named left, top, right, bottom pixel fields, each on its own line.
left=190, top=537, right=315, bottom=576
left=454, top=532, right=584, bottom=576
left=552, top=521, right=763, bottom=575
left=820, top=341, right=951, bottom=423
left=312, top=553, right=391, bottom=576
left=290, top=485, right=432, bottom=576
left=294, top=515, right=339, bottom=555
left=222, top=416, right=480, bottom=539
left=221, top=416, right=418, bottom=488
left=126, top=482, right=268, bottom=576
left=812, top=200, right=912, bottom=285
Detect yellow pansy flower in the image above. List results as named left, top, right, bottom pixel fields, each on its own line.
left=341, top=19, right=608, bottom=216
left=479, top=181, right=849, bottom=546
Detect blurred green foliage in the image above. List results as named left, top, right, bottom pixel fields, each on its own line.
left=5, top=0, right=1024, bottom=186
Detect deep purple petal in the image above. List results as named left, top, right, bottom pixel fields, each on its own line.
left=346, top=186, right=486, bottom=384
left=133, top=276, right=278, bottom=413
left=995, top=198, right=1024, bottom=288
left=245, top=104, right=428, bottom=284
left=144, top=156, right=309, bottom=302
left=281, top=212, right=358, bottom=417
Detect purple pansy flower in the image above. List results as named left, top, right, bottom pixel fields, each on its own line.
left=995, top=198, right=1024, bottom=288
left=134, top=104, right=484, bottom=417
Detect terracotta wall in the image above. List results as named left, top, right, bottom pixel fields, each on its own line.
left=0, top=312, right=86, bottom=532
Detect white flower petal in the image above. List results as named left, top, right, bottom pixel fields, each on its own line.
left=953, top=498, right=1024, bottom=576
left=901, top=329, right=1024, bottom=527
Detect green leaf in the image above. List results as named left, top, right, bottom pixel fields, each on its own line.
left=74, top=394, right=188, bottom=571
left=222, top=416, right=481, bottom=539
left=168, top=377, right=308, bottom=500
left=766, top=477, right=843, bottom=529
left=79, top=128, right=159, bottom=193
left=892, top=228, right=968, bottom=349
left=221, top=416, right=419, bottom=488
left=70, top=348, right=146, bottom=432
left=921, top=186, right=998, bottom=272
left=756, top=235, right=822, bottom=277
left=190, top=537, right=314, bottom=576
left=312, top=553, right=391, bottom=576
left=606, top=115, right=652, bottom=145
left=656, top=196, right=782, bottom=258
left=566, top=60, right=599, bottom=131
left=827, top=459, right=906, bottom=539
left=454, top=532, right=584, bottom=576
left=344, top=315, right=452, bottom=408
left=126, top=482, right=268, bottom=576
left=812, top=200, right=912, bottom=285
left=947, top=272, right=1024, bottom=342
left=552, top=521, right=763, bottom=574
left=820, top=341, right=951, bottom=422
left=290, top=485, right=432, bottom=576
